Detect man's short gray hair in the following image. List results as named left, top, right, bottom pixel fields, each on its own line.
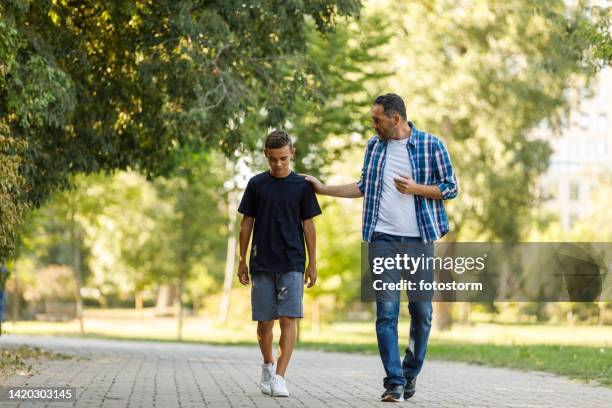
left=373, top=93, right=407, bottom=121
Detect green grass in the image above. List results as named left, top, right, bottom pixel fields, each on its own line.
left=289, top=340, right=611, bottom=387
left=3, top=316, right=611, bottom=387
left=426, top=342, right=611, bottom=387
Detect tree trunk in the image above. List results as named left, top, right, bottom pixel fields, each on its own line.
left=458, top=302, right=470, bottom=324
left=135, top=290, right=143, bottom=320
left=156, top=284, right=175, bottom=314
left=434, top=234, right=456, bottom=331
left=219, top=191, right=238, bottom=324
left=434, top=302, right=452, bottom=330
left=12, top=263, right=18, bottom=323
left=71, top=224, right=85, bottom=334
left=598, top=302, right=606, bottom=326
left=0, top=289, right=3, bottom=336
left=177, top=267, right=186, bottom=341
left=192, top=297, right=200, bottom=315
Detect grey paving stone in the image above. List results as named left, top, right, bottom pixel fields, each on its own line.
left=0, top=335, right=610, bottom=407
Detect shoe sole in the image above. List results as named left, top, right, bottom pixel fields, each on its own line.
left=381, top=395, right=404, bottom=402
left=260, top=388, right=271, bottom=395
left=271, top=393, right=289, bottom=397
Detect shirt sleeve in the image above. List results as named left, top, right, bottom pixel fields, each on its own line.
left=238, top=178, right=257, bottom=217
left=300, top=182, right=322, bottom=220
left=356, top=141, right=371, bottom=194
left=434, top=139, right=459, bottom=200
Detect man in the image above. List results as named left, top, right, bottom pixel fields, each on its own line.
left=237, top=130, right=321, bottom=398
left=304, top=93, right=458, bottom=402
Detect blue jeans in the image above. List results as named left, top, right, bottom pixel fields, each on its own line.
left=371, top=231, right=433, bottom=387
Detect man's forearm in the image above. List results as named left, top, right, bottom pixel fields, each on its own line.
left=413, top=184, right=443, bottom=200
left=321, top=183, right=363, bottom=198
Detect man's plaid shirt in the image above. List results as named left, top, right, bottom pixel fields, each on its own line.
left=356, top=123, right=458, bottom=242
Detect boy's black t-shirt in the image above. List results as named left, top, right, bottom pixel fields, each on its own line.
left=238, top=171, right=322, bottom=274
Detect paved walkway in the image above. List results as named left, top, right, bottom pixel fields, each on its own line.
left=0, top=335, right=610, bottom=407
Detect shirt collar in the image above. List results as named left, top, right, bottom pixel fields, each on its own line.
left=407, top=121, right=417, bottom=146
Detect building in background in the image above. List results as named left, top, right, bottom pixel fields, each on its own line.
left=537, top=68, right=611, bottom=231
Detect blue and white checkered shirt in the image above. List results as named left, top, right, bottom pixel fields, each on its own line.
left=356, top=123, right=458, bottom=242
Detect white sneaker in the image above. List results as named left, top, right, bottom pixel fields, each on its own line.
left=270, top=374, right=289, bottom=397
left=259, top=363, right=275, bottom=395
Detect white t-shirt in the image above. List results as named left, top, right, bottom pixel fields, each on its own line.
left=374, top=137, right=420, bottom=237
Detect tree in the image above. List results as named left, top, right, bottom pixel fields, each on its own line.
left=85, top=172, right=170, bottom=308
left=379, top=0, right=604, bottom=241
left=567, top=172, right=612, bottom=325
left=289, top=13, right=392, bottom=177
left=32, top=174, right=110, bottom=332
left=153, top=150, right=228, bottom=338
left=577, top=3, right=612, bottom=67
left=0, top=129, right=25, bottom=262
left=0, top=0, right=362, bottom=263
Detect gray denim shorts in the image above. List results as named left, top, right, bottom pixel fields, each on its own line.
left=251, top=271, right=304, bottom=321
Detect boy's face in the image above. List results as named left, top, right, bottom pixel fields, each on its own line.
left=265, top=145, right=294, bottom=177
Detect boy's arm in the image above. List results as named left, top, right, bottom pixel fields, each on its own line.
left=303, top=218, right=317, bottom=288
left=237, top=215, right=254, bottom=285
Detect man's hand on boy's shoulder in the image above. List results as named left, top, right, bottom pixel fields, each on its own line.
left=300, top=173, right=325, bottom=194
left=237, top=262, right=250, bottom=285
left=305, top=264, right=317, bottom=288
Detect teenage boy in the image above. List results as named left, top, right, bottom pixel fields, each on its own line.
left=237, top=130, right=321, bottom=398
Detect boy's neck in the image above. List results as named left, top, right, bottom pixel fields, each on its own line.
left=269, top=169, right=292, bottom=179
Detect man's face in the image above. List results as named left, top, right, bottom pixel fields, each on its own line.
left=371, top=104, right=396, bottom=140
left=265, top=145, right=293, bottom=176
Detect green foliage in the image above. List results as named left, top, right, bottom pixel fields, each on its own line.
left=290, top=13, right=392, bottom=176
left=0, top=263, right=9, bottom=289
left=307, top=147, right=364, bottom=309
left=380, top=0, right=606, bottom=241
left=82, top=172, right=169, bottom=296
left=152, top=150, right=229, bottom=300
left=569, top=173, right=612, bottom=241
left=0, top=0, right=362, bottom=262
left=1, top=0, right=361, bottom=181
left=312, top=195, right=363, bottom=308
left=4, top=0, right=610, bottom=316
left=577, top=4, right=612, bottom=67
left=0, top=126, right=26, bottom=261
left=17, top=153, right=230, bottom=305
left=6, top=55, right=76, bottom=129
